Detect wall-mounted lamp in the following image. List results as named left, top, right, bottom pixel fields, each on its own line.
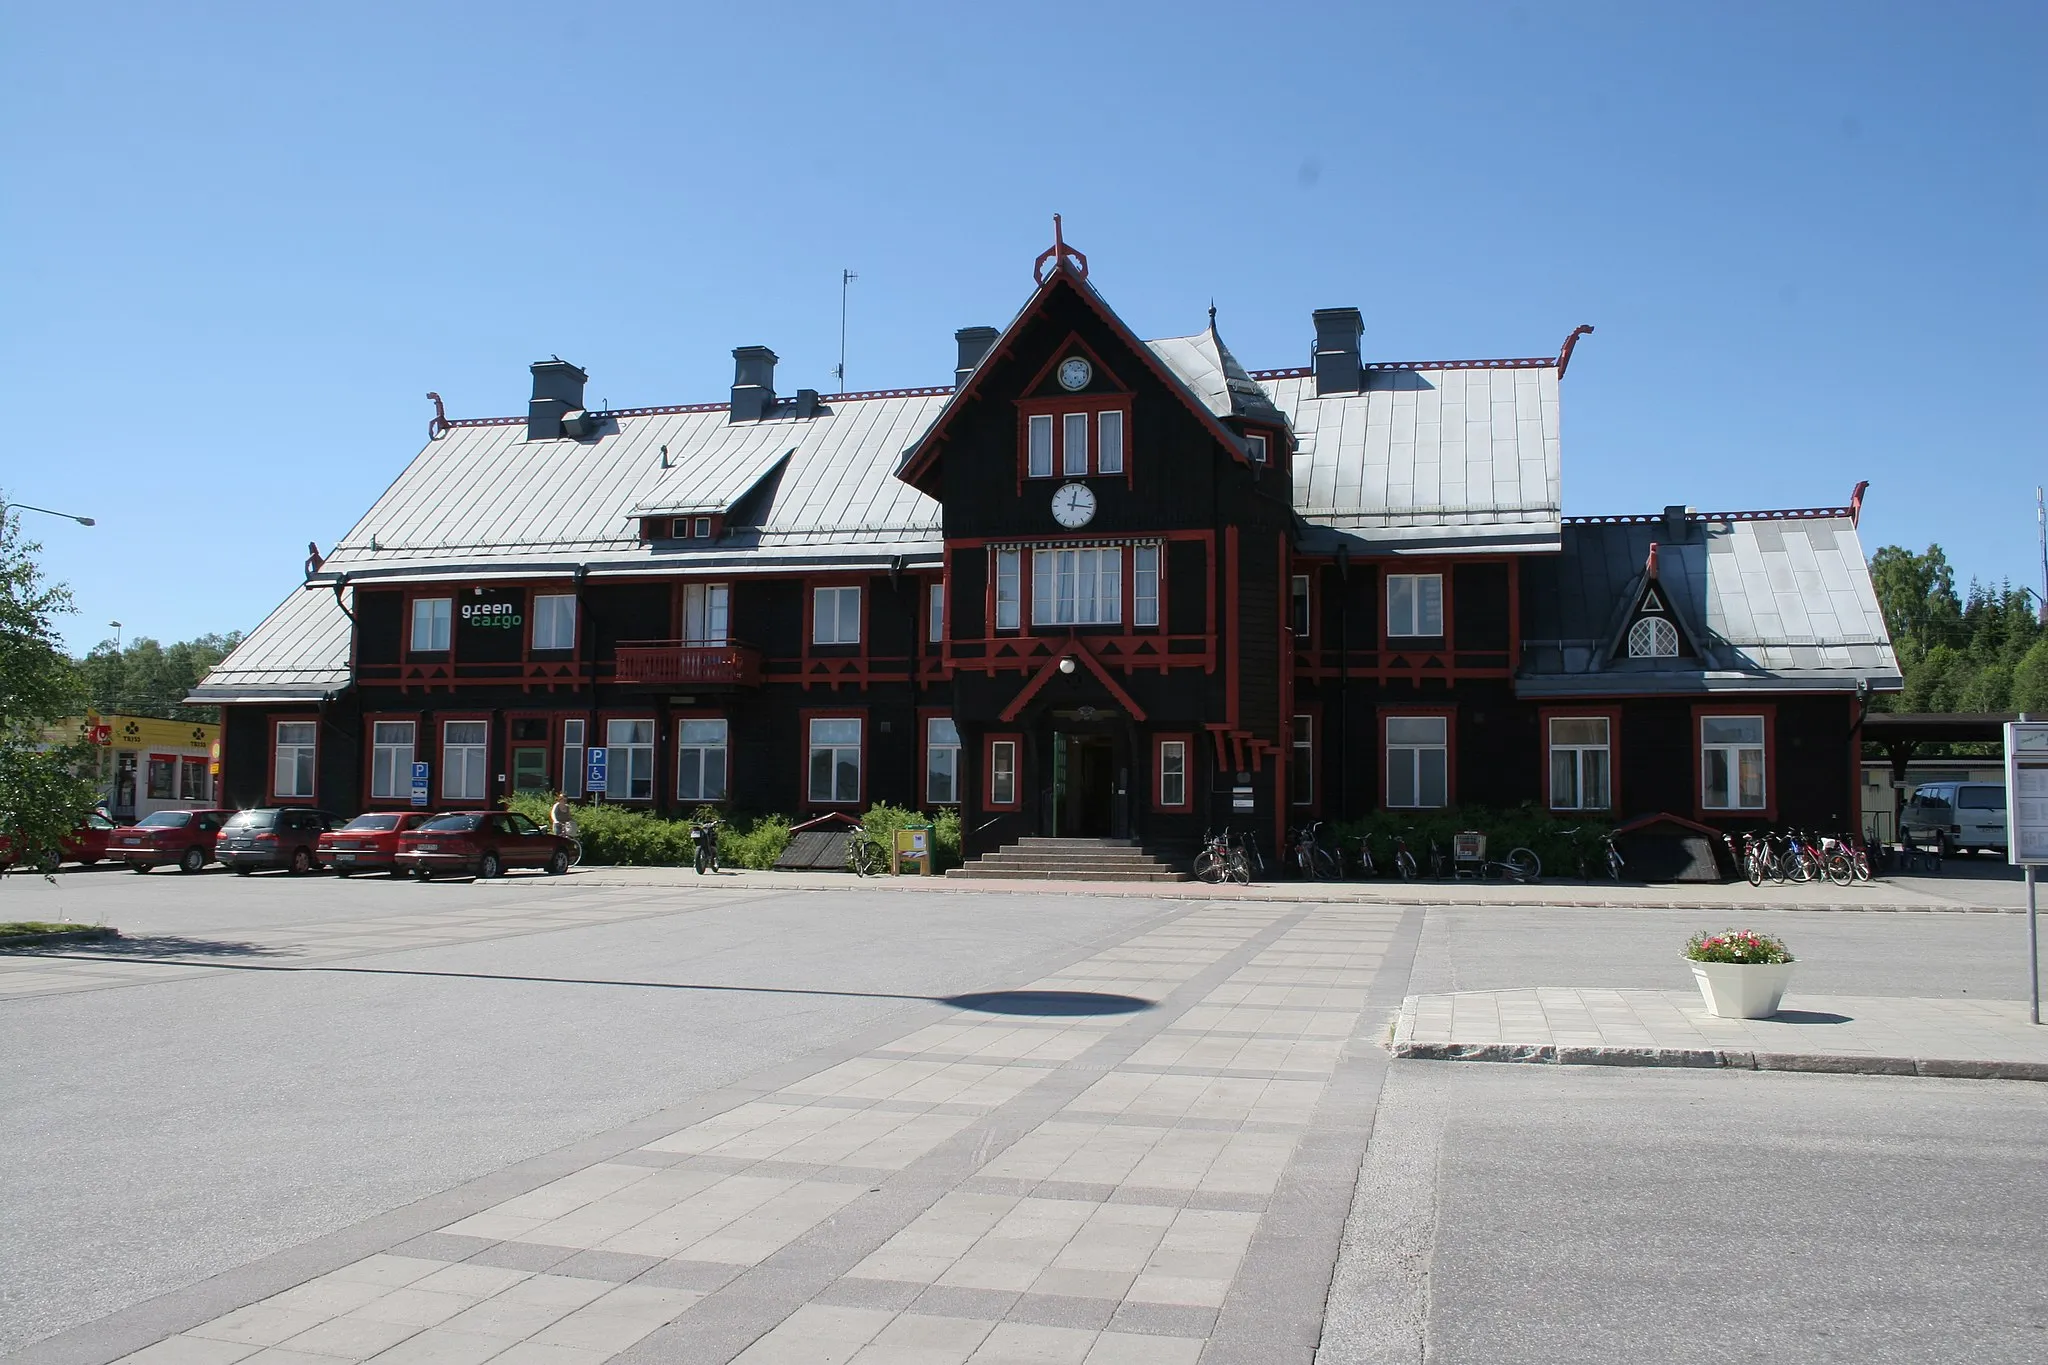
left=1058, top=656, right=1077, bottom=675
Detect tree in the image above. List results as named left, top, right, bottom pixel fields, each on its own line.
left=1869, top=544, right=1961, bottom=655
left=78, top=631, right=243, bottom=723
left=2015, top=640, right=2048, bottom=715
left=0, top=502, right=99, bottom=873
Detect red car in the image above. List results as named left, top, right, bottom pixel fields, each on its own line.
left=395, top=811, right=575, bottom=880
left=114, top=809, right=235, bottom=873
left=319, top=812, right=436, bottom=876
left=0, top=813, right=121, bottom=871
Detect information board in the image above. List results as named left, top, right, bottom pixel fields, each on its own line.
left=2007, top=723, right=2048, bottom=865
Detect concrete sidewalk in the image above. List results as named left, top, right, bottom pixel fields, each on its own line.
left=1390, top=987, right=2048, bottom=1080
left=550, top=865, right=2024, bottom=914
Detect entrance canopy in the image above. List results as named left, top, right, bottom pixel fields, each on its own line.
left=1864, top=713, right=2017, bottom=786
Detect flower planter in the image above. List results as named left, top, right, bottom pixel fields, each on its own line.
left=1689, top=960, right=1795, bottom=1019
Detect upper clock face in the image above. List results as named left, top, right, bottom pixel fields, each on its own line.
left=1051, top=481, right=1097, bottom=528
left=1057, top=357, right=1092, bottom=391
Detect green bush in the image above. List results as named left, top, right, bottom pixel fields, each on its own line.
left=1324, top=804, right=1616, bottom=879
left=852, top=802, right=962, bottom=873
left=503, top=793, right=791, bottom=869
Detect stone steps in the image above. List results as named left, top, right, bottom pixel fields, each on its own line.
left=946, top=836, right=1191, bottom=882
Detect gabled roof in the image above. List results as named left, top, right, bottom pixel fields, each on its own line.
left=1519, top=509, right=1901, bottom=696
left=1145, top=323, right=1285, bottom=425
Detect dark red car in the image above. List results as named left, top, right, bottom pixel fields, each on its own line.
left=319, top=812, right=436, bottom=876
left=0, top=813, right=121, bottom=871
left=113, top=809, right=234, bottom=873
left=395, top=811, right=575, bottom=880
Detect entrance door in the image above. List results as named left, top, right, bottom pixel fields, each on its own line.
left=1055, top=733, right=1116, bottom=837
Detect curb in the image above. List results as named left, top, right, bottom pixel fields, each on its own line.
left=0, top=926, right=119, bottom=949
left=1387, top=1040, right=2048, bottom=1082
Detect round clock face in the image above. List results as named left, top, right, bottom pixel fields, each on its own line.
left=1057, top=357, right=1092, bottom=391
left=1051, top=481, right=1097, bottom=528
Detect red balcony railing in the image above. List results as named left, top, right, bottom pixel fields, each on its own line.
left=612, top=640, right=764, bottom=687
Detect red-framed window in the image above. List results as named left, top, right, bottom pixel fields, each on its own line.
left=1542, top=707, right=1621, bottom=813
left=506, top=712, right=555, bottom=797
left=1381, top=707, right=1456, bottom=809
left=365, top=713, right=423, bottom=805
left=920, top=709, right=961, bottom=806
left=1151, top=733, right=1193, bottom=813
left=1289, top=710, right=1321, bottom=809
left=405, top=591, right=454, bottom=658
left=804, top=576, right=868, bottom=648
left=1290, top=573, right=1313, bottom=640
left=1694, top=703, right=1777, bottom=820
left=437, top=712, right=492, bottom=806
left=803, top=710, right=865, bottom=807
left=272, top=718, right=319, bottom=803
left=985, top=732, right=1022, bottom=810
left=675, top=709, right=729, bottom=804
left=1383, top=567, right=1449, bottom=643
left=597, top=713, right=658, bottom=802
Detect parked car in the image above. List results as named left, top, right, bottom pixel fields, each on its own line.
left=395, top=811, right=575, bottom=880
left=0, top=813, right=122, bottom=871
left=115, top=809, right=235, bottom=873
left=1902, top=781, right=2008, bottom=857
left=217, top=808, right=343, bottom=875
left=319, top=812, right=436, bottom=876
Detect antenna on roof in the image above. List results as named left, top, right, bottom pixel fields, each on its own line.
left=834, top=269, right=858, bottom=394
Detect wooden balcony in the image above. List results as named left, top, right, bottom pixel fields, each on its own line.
left=612, top=640, right=764, bottom=688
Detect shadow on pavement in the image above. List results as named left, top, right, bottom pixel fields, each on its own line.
left=12, top=935, right=290, bottom=958
left=1766, top=1009, right=1855, bottom=1025
left=939, top=989, right=1154, bottom=1016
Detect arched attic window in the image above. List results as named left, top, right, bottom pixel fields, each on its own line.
left=1628, top=616, right=1680, bottom=658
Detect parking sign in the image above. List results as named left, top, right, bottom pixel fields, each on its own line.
left=586, top=746, right=608, bottom=795
left=410, top=761, right=430, bottom=808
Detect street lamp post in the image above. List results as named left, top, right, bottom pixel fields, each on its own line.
left=0, top=499, right=96, bottom=527
left=110, top=621, right=123, bottom=651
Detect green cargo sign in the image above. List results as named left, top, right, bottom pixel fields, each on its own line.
left=459, top=594, right=524, bottom=631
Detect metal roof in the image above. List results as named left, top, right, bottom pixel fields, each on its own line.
left=190, top=584, right=352, bottom=702
left=1144, top=328, right=1286, bottom=425
left=1518, top=513, right=1901, bottom=696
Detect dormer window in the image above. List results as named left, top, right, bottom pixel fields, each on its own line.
left=1246, top=433, right=1268, bottom=464
left=1628, top=617, right=1680, bottom=658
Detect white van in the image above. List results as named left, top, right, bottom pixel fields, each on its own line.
left=1900, top=781, right=2008, bottom=856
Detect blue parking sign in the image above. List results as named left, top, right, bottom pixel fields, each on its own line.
left=585, top=746, right=608, bottom=794
left=409, top=761, right=430, bottom=807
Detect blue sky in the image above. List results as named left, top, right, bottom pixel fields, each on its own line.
left=5, top=1, right=2042, bottom=651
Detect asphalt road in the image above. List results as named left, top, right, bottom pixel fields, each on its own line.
left=0, top=870, right=1174, bottom=1354
left=1322, top=1063, right=2048, bottom=1365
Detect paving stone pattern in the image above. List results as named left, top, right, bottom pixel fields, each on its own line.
left=87, top=904, right=1413, bottom=1365
left=1393, top=987, right=2048, bottom=1079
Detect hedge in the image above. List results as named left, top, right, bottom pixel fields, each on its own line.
left=502, top=794, right=958, bottom=873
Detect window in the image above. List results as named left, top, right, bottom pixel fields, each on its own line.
left=1628, top=616, right=1679, bottom=658
left=275, top=722, right=317, bottom=798
left=147, top=755, right=176, bottom=799
left=1959, top=786, right=2006, bottom=811
left=1031, top=547, right=1122, bottom=626
left=441, top=721, right=487, bottom=802
left=1387, top=574, right=1444, bottom=638
left=1291, top=574, right=1312, bottom=638
left=607, top=719, right=655, bottom=800
left=994, top=548, right=1021, bottom=631
left=683, top=583, right=730, bottom=645
left=928, top=581, right=945, bottom=644
left=808, top=717, right=862, bottom=803
left=989, top=739, right=1018, bottom=807
left=1549, top=716, right=1611, bottom=811
left=1291, top=715, right=1314, bottom=806
left=1386, top=715, right=1448, bottom=808
left=926, top=717, right=961, bottom=804
left=1158, top=739, right=1186, bottom=809
left=179, top=757, right=209, bottom=801
left=533, top=594, right=577, bottom=650
left=1097, top=410, right=1124, bottom=475
left=1702, top=715, right=1766, bottom=810
left=370, top=720, right=416, bottom=799
left=562, top=718, right=585, bottom=799
left=410, top=597, right=451, bottom=652
left=1027, top=414, right=1054, bottom=478
left=1246, top=432, right=1268, bottom=464
left=677, top=719, right=728, bottom=802
left=1133, top=545, right=1160, bottom=627
left=813, top=585, right=861, bottom=645
left=695, top=516, right=712, bottom=539
left=1062, top=412, right=1089, bottom=475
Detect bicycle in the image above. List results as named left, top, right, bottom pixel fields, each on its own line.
left=1351, top=833, right=1378, bottom=879
left=846, top=824, right=883, bottom=877
left=691, top=820, right=721, bottom=875
left=1289, top=821, right=1341, bottom=880
left=553, top=819, right=583, bottom=869
left=1390, top=830, right=1420, bottom=880
left=1194, top=828, right=1235, bottom=884
left=1563, top=826, right=1625, bottom=881
left=1476, top=845, right=1542, bottom=883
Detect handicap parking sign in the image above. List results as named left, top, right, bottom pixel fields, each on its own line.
left=586, top=746, right=608, bottom=793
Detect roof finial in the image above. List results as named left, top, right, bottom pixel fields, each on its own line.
left=426, top=391, right=449, bottom=440
left=1556, top=324, right=1595, bottom=380
left=1033, top=214, right=1089, bottom=284
left=1208, top=300, right=1217, bottom=328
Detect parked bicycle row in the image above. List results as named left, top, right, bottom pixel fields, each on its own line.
left=1723, top=829, right=1876, bottom=887
left=1195, top=822, right=1629, bottom=884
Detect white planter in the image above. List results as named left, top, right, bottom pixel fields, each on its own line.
left=1689, top=960, right=1795, bottom=1019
